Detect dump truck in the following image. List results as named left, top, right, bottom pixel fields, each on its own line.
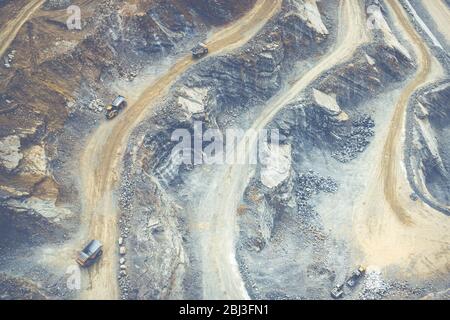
left=191, top=43, right=208, bottom=59
left=346, top=265, right=366, bottom=287
left=76, top=240, right=103, bottom=267
left=106, top=95, right=127, bottom=120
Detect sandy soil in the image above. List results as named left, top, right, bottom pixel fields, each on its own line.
left=421, top=0, right=450, bottom=45
left=77, top=0, right=282, bottom=300
left=193, top=0, right=368, bottom=300
left=0, top=0, right=44, bottom=58
left=352, top=0, right=450, bottom=280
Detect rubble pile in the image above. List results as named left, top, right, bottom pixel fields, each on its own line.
left=332, top=115, right=375, bottom=163
left=294, top=170, right=338, bottom=216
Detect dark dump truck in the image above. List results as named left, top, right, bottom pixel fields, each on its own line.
left=76, top=240, right=103, bottom=267
left=191, top=43, right=208, bottom=59
left=106, top=95, right=127, bottom=120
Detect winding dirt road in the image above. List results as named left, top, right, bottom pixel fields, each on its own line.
left=195, top=0, right=368, bottom=300
left=0, top=0, right=44, bottom=58
left=78, top=0, right=282, bottom=300
left=353, top=0, right=450, bottom=277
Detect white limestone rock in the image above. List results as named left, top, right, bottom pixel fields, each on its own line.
left=0, top=135, right=23, bottom=172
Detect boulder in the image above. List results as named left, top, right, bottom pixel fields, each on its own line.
left=0, top=135, right=23, bottom=172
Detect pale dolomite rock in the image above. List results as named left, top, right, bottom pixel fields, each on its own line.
left=19, top=145, right=47, bottom=176
left=415, top=105, right=446, bottom=173
left=177, top=87, right=208, bottom=114
left=261, top=144, right=292, bottom=188
left=0, top=135, right=23, bottom=172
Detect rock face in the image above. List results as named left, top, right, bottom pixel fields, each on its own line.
left=406, top=81, right=450, bottom=212
left=118, top=168, right=187, bottom=299
left=0, top=136, right=22, bottom=172
left=185, top=0, right=256, bottom=25
left=312, top=89, right=349, bottom=121
left=176, top=87, right=208, bottom=115
left=19, top=145, right=47, bottom=176
left=0, top=274, right=49, bottom=300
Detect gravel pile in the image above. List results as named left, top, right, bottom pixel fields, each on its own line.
left=294, top=170, right=338, bottom=216
left=358, top=269, right=391, bottom=300
left=332, top=115, right=375, bottom=163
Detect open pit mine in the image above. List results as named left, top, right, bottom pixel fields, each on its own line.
left=0, top=0, right=449, bottom=301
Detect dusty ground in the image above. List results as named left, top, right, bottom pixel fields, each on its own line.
left=421, top=0, right=450, bottom=45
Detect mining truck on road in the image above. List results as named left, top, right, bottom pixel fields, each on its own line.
left=106, top=95, right=127, bottom=120
left=346, top=265, right=366, bottom=287
left=76, top=240, right=103, bottom=267
left=191, top=43, right=208, bottom=59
